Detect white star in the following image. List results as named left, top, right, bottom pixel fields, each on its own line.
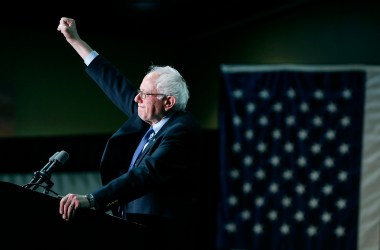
left=314, top=89, right=324, bottom=99
left=321, top=211, right=332, bottom=223
left=294, top=210, right=304, bottom=222
left=241, top=210, right=251, bottom=220
left=299, top=102, right=309, bottom=113
left=298, top=129, right=308, bottom=140
left=286, top=115, right=295, bottom=126
left=307, top=225, right=318, bottom=237
left=255, top=196, right=265, bottom=207
left=295, top=183, right=306, bottom=195
left=229, top=169, right=240, bottom=179
left=284, top=142, right=294, bottom=153
left=309, top=197, right=319, bottom=209
left=257, top=142, right=267, bottom=153
left=312, top=115, right=323, bottom=127
left=309, top=171, right=320, bottom=182
left=336, top=198, right=347, bottom=209
left=272, top=129, right=282, bottom=140
left=232, top=142, right=241, bottom=153
left=338, top=171, right=348, bottom=182
left=233, top=115, right=242, bottom=126
left=243, top=155, right=254, bottom=166
left=311, top=143, right=321, bottom=154
left=269, top=155, right=280, bottom=167
left=339, top=143, right=350, bottom=154
left=327, top=102, right=337, bottom=113
left=246, top=102, right=255, bottom=113
left=283, top=169, right=293, bottom=180
left=297, top=156, right=307, bottom=167
left=273, top=102, right=283, bottom=112
left=242, top=182, right=252, bottom=193
left=324, top=157, right=334, bottom=168
left=259, top=116, right=269, bottom=126
left=282, top=196, right=292, bottom=207
left=267, top=210, right=278, bottom=221
left=259, top=89, right=270, bottom=99
left=269, top=183, right=279, bottom=194
left=335, top=225, right=346, bottom=237
left=342, top=88, right=352, bottom=99
left=287, top=88, right=296, bottom=99
left=341, top=116, right=351, bottom=127
left=232, top=89, right=243, bottom=99
left=225, top=222, right=237, bottom=233
left=325, top=129, right=336, bottom=140
left=245, top=129, right=254, bottom=140
left=322, top=184, right=333, bottom=195
left=253, top=223, right=264, bottom=234
left=228, top=195, right=238, bottom=206
left=280, top=224, right=290, bottom=234
left=255, top=169, right=266, bottom=180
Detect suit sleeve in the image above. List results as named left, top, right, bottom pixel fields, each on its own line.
left=85, top=55, right=138, bottom=117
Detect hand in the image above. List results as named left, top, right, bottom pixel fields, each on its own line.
left=56, top=16, right=94, bottom=60
left=57, top=17, right=80, bottom=42
left=59, top=193, right=90, bottom=221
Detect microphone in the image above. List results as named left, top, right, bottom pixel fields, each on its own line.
left=44, top=150, right=69, bottom=175
left=24, top=150, right=69, bottom=191
left=25, top=151, right=60, bottom=186
left=40, top=151, right=61, bottom=173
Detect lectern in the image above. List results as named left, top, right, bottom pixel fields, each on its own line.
left=0, top=181, right=146, bottom=248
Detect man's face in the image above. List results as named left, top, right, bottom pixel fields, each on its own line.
left=135, top=72, right=166, bottom=125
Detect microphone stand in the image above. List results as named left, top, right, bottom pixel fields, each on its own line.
left=23, top=150, right=69, bottom=195
left=42, top=178, right=55, bottom=195
left=25, top=170, right=55, bottom=194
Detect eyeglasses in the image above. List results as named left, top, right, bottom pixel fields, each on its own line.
left=137, top=89, right=167, bottom=99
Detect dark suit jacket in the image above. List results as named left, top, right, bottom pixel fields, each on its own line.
left=85, top=55, right=202, bottom=248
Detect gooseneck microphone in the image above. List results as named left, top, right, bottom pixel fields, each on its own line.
left=23, top=150, right=69, bottom=193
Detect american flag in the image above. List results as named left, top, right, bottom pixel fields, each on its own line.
left=216, top=65, right=380, bottom=250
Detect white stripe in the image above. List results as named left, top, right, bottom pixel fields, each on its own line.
left=358, top=68, right=380, bottom=250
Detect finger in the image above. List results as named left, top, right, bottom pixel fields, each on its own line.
left=62, top=203, right=72, bottom=220
left=60, top=194, right=74, bottom=217
left=67, top=203, right=77, bottom=220
left=58, top=18, right=66, bottom=30
left=64, top=18, right=73, bottom=27
left=59, top=195, right=69, bottom=214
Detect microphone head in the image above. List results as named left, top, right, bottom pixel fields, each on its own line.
left=45, top=150, right=69, bottom=174
left=55, top=150, right=69, bottom=164
left=49, top=151, right=60, bottom=162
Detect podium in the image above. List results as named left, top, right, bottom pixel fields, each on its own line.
left=0, top=181, right=146, bottom=248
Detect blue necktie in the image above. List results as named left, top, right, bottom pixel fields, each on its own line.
left=129, top=127, right=154, bottom=170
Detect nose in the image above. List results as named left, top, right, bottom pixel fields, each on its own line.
left=134, top=92, right=141, bottom=102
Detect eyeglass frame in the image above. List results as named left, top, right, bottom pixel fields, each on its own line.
left=137, top=89, right=167, bottom=99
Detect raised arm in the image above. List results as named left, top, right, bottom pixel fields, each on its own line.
left=57, top=17, right=93, bottom=60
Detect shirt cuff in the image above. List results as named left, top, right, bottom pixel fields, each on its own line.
left=84, top=51, right=99, bottom=66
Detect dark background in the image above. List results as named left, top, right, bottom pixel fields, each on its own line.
left=3, top=0, right=379, bottom=137
left=1, top=0, right=380, bottom=248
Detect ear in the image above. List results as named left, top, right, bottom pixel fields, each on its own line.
left=164, top=96, right=176, bottom=111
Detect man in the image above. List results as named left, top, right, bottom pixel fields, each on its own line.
left=57, top=17, right=202, bottom=249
